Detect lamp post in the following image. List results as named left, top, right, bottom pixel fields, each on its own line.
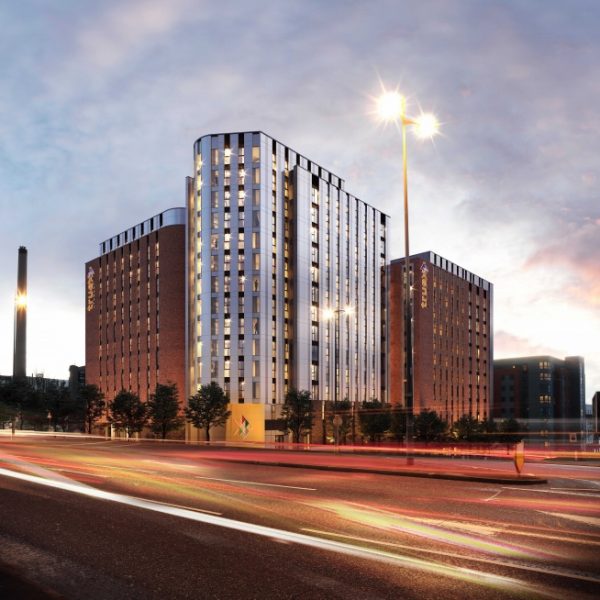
left=376, top=90, right=439, bottom=462
left=323, top=305, right=353, bottom=446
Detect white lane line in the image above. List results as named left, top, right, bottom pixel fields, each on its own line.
left=0, top=466, right=553, bottom=597
left=194, top=475, right=316, bottom=491
left=301, top=528, right=600, bottom=585
left=484, top=490, right=502, bottom=502
left=502, top=487, right=600, bottom=498
left=539, top=512, right=600, bottom=528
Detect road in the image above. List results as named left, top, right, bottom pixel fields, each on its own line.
left=0, top=435, right=599, bottom=599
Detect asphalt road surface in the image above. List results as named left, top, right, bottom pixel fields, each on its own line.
left=0, top=435, right=599, bottom=599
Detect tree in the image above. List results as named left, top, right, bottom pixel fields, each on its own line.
left=80, top=384, right=106, bottom=434
left=389, top=406, right=409, bottom=441
left=147, top=382, right=183, bottom=439
left=185, top=382, right=230, bottom=442
left=414, top=410, right=448, bottom=442
left=0, top=379, right=35, bottom=430
left=335, top=399, right=353, bottom=445
left=109, top=390, right=148, bottom=438
left=281, top=389, right=313, bottom=444
left=359, top=400, right=391, bottom=443
left=43, top=383, right=75, bottom=431
left=451, top=415, right=484, bottom=442
left=498, top=418, right=524, bottom=444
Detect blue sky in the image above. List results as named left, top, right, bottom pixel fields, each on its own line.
left=1, top=0, right=599, bottom=401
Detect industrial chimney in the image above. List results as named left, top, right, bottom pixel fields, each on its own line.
left=13, top=246, right=27, bottom=379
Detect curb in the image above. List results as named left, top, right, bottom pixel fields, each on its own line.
left=208, top=458, right=548, bottom=485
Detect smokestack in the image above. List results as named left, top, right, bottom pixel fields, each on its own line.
left=13, top=246, right=27, bottom=379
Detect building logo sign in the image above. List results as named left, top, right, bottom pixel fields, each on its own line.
left=86, top=266, right=95, bottom=312
left=235, top=414, right=251, bottom=439
left=420, top=263, right=429, bottom=309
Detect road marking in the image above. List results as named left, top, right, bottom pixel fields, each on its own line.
left=484, top=490, right=502, bottom=502
left=194, top=475, right=316, bottom=491
left=301, top=528, right=600, bottom=585
left=502, top=487, right=600, bottom=498
left=0, top=466, right=551, bottom=597
left=539, top=512, right=600, bottom=528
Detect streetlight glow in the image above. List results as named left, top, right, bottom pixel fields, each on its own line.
left=323, top=308, right=335, bottom=320
left=15, top=293, right=27, bottom=308
left=414, top=112, right=440, bottom=139
left=376, top=91, right=405, bottom=122
left=344, top=305, right=354, bottom=315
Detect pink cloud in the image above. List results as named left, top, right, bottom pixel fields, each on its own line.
left=494, top=331, right=564, bottom=359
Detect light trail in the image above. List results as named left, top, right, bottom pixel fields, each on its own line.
left=501, top=487, right=600, bottom=499
left=301, top=528, right=600, bottom=585
left=0, top=466, right=555, bottom=598
left=312, top=500, right=547, bottom=559
left=194, top=475, right=317, bottom=491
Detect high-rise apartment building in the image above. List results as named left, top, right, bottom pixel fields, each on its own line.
left=187, top=131, right=389, bottom=435
left=389, top=251, right=493, bottom=423
left=85, top=208, right=186, bottom=404
left=493, top=355, right=585, bottom=437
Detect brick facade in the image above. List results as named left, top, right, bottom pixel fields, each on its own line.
left=85, top=213, right=185, bottom=406
left=389, top=252, right=493, bottom=423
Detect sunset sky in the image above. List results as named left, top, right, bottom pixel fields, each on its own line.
left=1, top=0, right=598, bottom=401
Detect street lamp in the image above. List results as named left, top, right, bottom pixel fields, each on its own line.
left=15, top=294, right=27, bottom=308
left=376, top=89, right=439, bottom=460
left=323, top=305, right=353, bottom=445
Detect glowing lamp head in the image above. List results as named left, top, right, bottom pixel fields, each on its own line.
left=414, top=112, right=440, bottom=139
left=376, top=91, right=405, bottom=122
left=15, top=294, right=27, bottom=308
left=323, top=308, right=335, bottom=321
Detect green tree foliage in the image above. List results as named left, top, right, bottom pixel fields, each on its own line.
left=335, top=399, right=353, bottom=444
left=413, top=410, right=448, bottom=442
left=147, top=382, right=183, bottom=439
left=80, top=384, right=106, bottom=434
left=44, top=383, right=79, bottom=431
left=109, top=390, right=148, bottom=438
left=389, top=406, right=409, bottom=441
left=0, top=379, right=36, bottom=429
left=0, top=389, right=18, bottom=430
left=359, top=400, right=391, bottom=443
left=281, top=389, right=313, bottom=444
left=185, top=382, right=231, bottom=442
left=451, top=415, right=484, bottom=442
left=497, top=418, right=524, bottom=444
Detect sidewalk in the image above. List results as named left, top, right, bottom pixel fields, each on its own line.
left=201, top=448, right=547, bottom=485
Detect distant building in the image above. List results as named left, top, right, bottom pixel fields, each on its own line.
left=389, top=251, right=493, bottom=424
left=592, top=392, right=600, bottom=443
left=68, top=365, right=85, bottom=400
left=493, top=356, right=585, bottom=439
left=85, top=208, right=186, bottom=404
left=0, top=373, right=67, bottom=391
